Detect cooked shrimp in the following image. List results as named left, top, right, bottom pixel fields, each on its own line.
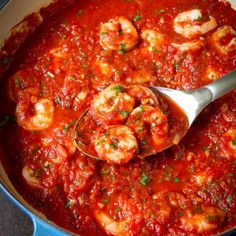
left=171, top=39, right=204, bottom=52
left=99, top=16, right=138, bottom=51
left=221, top=128, right=236, bottom=160
left=174, top=9, right=217, bottom=38
left=91, top=84, right=134, bottom=124
left=94, top=210, right=127, bottom=236
left=125, top=70, right=156, bottom=85
left=209, top=25, right=236, bottom=54
left=126, top=85, right=158, bottom=107
left=8, top=69, right=40, bottom=102
left=141, top=29, right=164, bottom=51
left=16, top=94, right=54, bottom=131
left=22, top=165, right=42, bottom=188
left=204, top=66, right=221, bottom=82
left=93, top=125, right=138, bottom=164
left=181, top=207, right=225, bottom=233
left=126, top=105, right=168, bottom=157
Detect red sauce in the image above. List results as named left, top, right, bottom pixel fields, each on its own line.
left=0, top=0, right=236, bottom=235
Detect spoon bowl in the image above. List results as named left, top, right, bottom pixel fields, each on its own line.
left=74, top=69, right=236, bottom=160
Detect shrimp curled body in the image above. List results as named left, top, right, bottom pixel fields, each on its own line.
left=209, top=25, right=236, bottom=55
left=126, top=105, right=168, bottom=157
left=171, top=39, right=204, bottom=52
left=91, top=84, right=134, bottom=124
left=174, top=9, right=217, bottom=38
left=93, top=125, right=138, bottom=164
left=99, top=16, right=138, bottom=51
left=16, top=94, right=54, bottom=131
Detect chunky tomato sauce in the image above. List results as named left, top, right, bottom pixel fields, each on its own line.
left=0, top=0, right=236, bottom=235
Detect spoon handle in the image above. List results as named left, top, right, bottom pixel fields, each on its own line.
left=203, top=69, right=236, bottom=101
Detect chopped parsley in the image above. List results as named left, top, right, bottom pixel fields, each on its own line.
left=196, top=16, right=202, bottom=22
left=110, top=138, right=119, bottom=149
left=154, top=9, right=165, bottom=15
left=173, top=177, right=180, bottom=182
left=118, top=43, right=126, bottom=54
left=203, top=146, right=210, bottom=152
left=111, top=85, right=124, bottom=93
left=141, top=139, right=147, bottom=145
left=15, top=77, right=24, bottom=89
left=133, top=14, right=141, bottom=22
left=140, top=172, right=149, bottom=186
left=117, top=110, right=129, bottom=117
left=175, top=152, right=182, bottom=160
left=62, top=121, right=74, bottom=133
left=117, top=70, right=123, bottom=75
left=151, top=47, right=161, bottom=53
left=115, top=207, right=121, bottom=212
left=64, top=198, right=73, bottom=208
left=231, top=140, right=236, bottom=146
left=55, top=96, right=62, bottom=105
left=101, top=198, right=109, bottom=204
left=100, top=32, right=107, bottom=39
left=83, top=64, right=88, bottom=68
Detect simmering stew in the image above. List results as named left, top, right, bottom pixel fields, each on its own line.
left=0, top=0, right=236, bottom=235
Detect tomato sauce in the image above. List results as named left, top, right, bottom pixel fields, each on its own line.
left=0, top=0, right=236, bottom=235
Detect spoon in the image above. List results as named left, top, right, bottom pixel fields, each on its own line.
left=74, top=69, right=236, bottom=159
left=150, top=69, right=236, bottom=127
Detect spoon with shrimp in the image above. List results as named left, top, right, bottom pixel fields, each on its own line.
left=74, top=69, right=236, bottom=159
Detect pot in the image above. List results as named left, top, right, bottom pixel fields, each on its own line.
left=0, top=0, right=236, bottom=235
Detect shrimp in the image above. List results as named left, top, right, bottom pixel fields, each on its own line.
left=141, top=29, right=164, bottom=52
left=174, top=9, right=217, bottom=38
left=22, top=165, right=42, bottom=188
left=16, top=93, right=54, bottom=131
left=180, top=207, right=225, bottom=233
left=8, top=69, right=40, bottom=102
left=126, top=105, right=168, bottom=157
left=204, top=66, right=221, bottom=82
left=94, top=210, right=127, bottom=236
left=91, top=84, right=134, bottom=125
left=126, top=85, right=158, bottom=107
left=221, top=128, right=236, bottom=160
left=171, top=39, right=204, bottom=52
left=209, top=25, right=236, bottom=54
left=93, top=125, right=138, bottom=164
left=125, top=70, right=156, bottom=85
left=99, top=16, right=138, bottom=52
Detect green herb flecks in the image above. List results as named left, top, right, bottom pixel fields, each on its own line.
left=100, top=32, right=107, bottom=39
left=117, top=70, right=123, bottom=75
left=111, top=85, right=124, bottom=93
left=62, top=121, right=74, bottom=133
left=115, top=207, right=121, bottom=212
left=117, top=110, right=129, bottom=117
left=118, top=43, right=127, bottom=54
left=173, top=177, right=180, bottom=183
left=110, top=138, right=119, bottom=149
left=140, top=172, right=149, bottom=186
left=133, top=14, right=141, bottom=22
left=101, top=198, right=109, bottom=204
